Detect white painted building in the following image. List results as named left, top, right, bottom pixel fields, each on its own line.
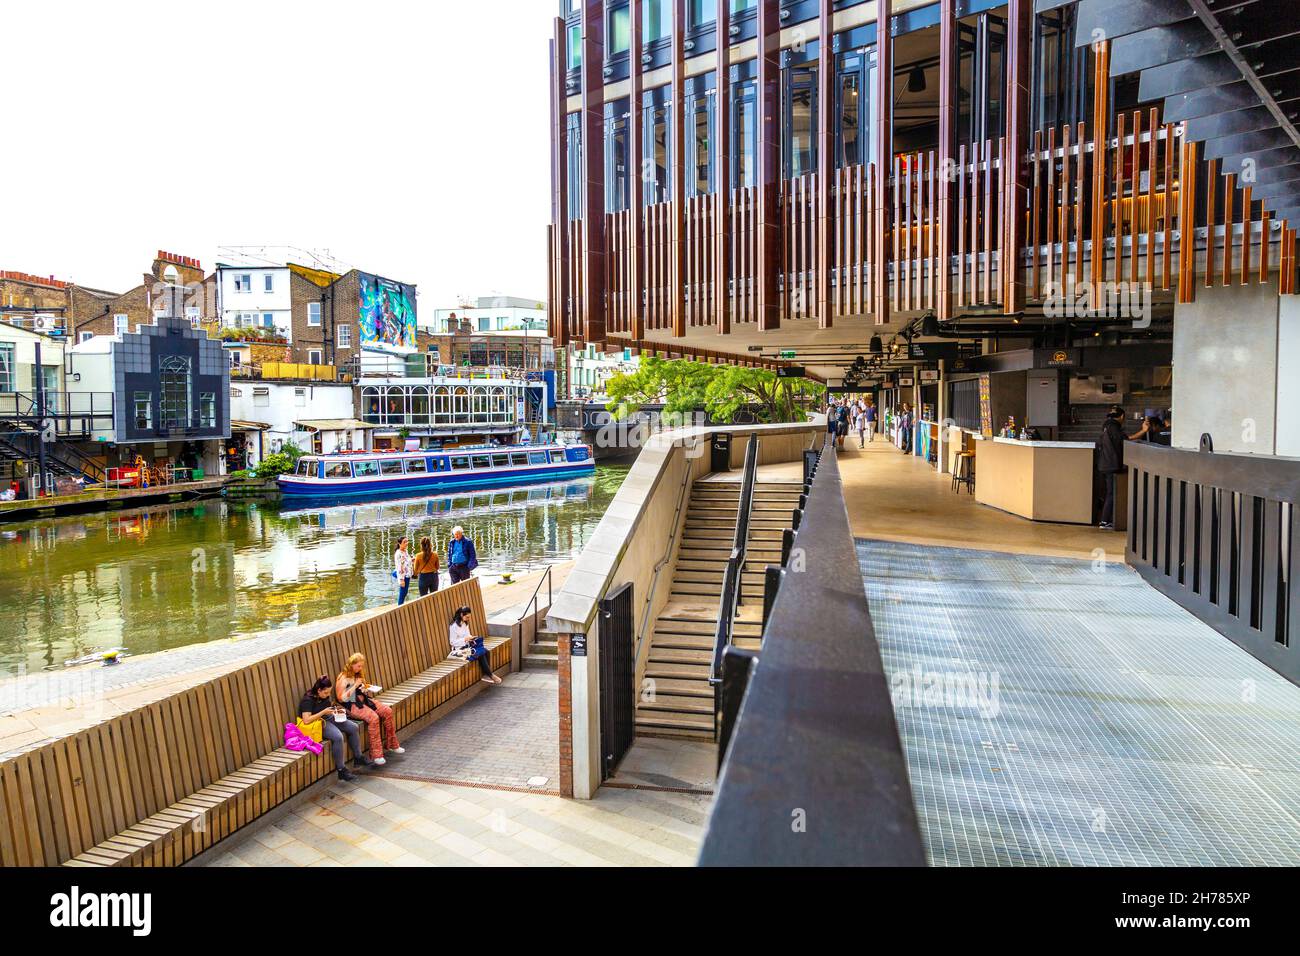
left=215, top=265, right=293, bottom=341
left=428, top=295, right=546, bottom=335
left=228, top=380, right=363, bottom=466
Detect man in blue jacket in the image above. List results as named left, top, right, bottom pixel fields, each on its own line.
left=447, top=526, right=479, bottom=584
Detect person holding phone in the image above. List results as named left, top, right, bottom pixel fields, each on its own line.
left=450, top=606, right=500, bottom=684
left=336, top=653, right=403, bottom=765
left=299, top=676, right=370, bottom=782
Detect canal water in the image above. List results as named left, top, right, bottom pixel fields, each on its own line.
left=0, top=466, right=628, bottom=675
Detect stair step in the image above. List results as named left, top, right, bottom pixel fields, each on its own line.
left=644, top=662, right=711, bottom=680
left=648, top=647, right=713, bottom=665
left=652, top=633, right=762, bottom=652
left=526, top=642, right=558, bottom=656
left=641, top=677, right=713, bottom=698
left=523, top=654, right=558, bottom=670
left=638, top=694, right=713, bottom=716
left=655, top=618, right=762, bottom=637
left=634, top=713, right=715, bottom=738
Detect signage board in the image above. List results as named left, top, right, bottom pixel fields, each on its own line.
left=777, top=365, right=806, bottom=378
left=920, top=369, right=940, bottom=383
left=907, top=341, right=961, bottom=362
left=570, top=636, right=587, bottom=657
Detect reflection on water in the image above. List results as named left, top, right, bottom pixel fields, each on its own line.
left=0, top=466, right=628, bottom=675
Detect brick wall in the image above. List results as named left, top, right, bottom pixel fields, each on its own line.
left=558, top=633, right=574, bottom=798
left=289, top=270, right=361, bottom=371
left=69, top=284, right=150, bottom=338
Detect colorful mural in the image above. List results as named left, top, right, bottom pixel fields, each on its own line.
left=358, top=273, right=417, bottom=349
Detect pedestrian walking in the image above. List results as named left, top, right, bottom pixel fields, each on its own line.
left=446, top=525, right=479, bottom=585
left=393, top=536, right=414, bottom=605
left=1095, top=405, right=1127, bottom=530
left=414, top=535, right=440, bottom=596
left=865, top=402, right=877, bottom=443
left=856, top=404, right=869, bottom=448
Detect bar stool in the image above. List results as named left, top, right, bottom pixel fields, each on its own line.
left=952, top=451, right=976, bottom=494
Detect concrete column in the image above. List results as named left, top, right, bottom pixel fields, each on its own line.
left=1171, top=280, right=1291, bottom=455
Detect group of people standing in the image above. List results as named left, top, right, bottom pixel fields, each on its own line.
left=825, top=397, right=879, bottom=449
left=392, top=526, right=480, bottom=604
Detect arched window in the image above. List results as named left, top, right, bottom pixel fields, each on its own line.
left=159, top=355, right=191, bottom=428
left=361, top=386, right=381, bottom=423
left=433, top=386, right=450, bottom=424
left=453, top=386, right=469, bottom=424
left=411, top=386, right=430, bottom=425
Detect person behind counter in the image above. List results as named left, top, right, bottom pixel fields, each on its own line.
left=1095, top=405, right=1127, bottom=530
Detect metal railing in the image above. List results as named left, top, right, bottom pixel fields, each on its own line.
left=515, top=564, right=554, bottom=659
left=699, top=437, right=926, bottom=866
left=709, top=432, right=760, bottom=741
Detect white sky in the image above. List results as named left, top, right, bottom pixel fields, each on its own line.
left=2, top=0, right=555, bottom=309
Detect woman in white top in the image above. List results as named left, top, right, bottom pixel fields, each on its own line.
left=394, top=536, right=414, bottom=605
left=450, top=606, right=500, bottom=684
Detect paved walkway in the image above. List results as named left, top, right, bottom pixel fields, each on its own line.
left=860, top=537, right=1300, bottom=866
left=191, top=670, right=712, bottom=867
left=380, top=671, right=559, bottom=791
left=838, top=439, right=1119, bottom=560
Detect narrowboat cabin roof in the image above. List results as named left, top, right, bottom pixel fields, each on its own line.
left=298, top=442, right=577, bottom=461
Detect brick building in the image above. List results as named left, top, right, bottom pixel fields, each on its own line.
left=0, top=271, right=74, bottom=334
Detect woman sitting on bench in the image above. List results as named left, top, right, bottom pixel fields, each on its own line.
left=336, top=653, right=404, bottom=766
left=450, top=606, right=501, bottom=684
left=300, top=676, right=371, bottom=782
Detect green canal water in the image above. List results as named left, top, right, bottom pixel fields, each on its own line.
left=0, top=466, right=629, bottom=676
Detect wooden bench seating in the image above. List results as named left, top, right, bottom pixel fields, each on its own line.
left=0, top=578, right=508, bottom=868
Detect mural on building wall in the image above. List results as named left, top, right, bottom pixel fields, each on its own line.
left=358, top=273, right=417, bottom=349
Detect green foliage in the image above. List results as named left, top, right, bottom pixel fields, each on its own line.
left=229, top=469, right=252, bottom=481
left=251, top=453, right=296, bottom=479
left=604, top=356, right=824, bottom=425
left=217, top=327, right=288, bottom=345
left=279, top=442, right=306, bottom=462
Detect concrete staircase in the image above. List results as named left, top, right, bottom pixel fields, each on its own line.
left=524, top=630, right=559, bottom=670
left=635, top=477, right=802, bottom=740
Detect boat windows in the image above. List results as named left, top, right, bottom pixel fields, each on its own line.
left=405, top=458, right=428, bottom=474
left=380, top=460, right=404, bottom=476
left=325, top=462, right=352, bottom=479
left=297, top=459, right=313, bottom=476
left=528, top=451, right=548, bottom=465
left=510, top=453, right=530, bottom=466
left=471, top=455, right=491, bottom=470
left=491, top=454, right=510, bottom=468
left=353, top=460, right=380, bottom=478
left=451, top=456, right=472, bottom=470
left=549, top=450, right=567, bottom=463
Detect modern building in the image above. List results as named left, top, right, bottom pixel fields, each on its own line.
left=68, top=316, right=231, bottom=476
left=546, top=0, right=1298, bottom=458
left=541, top=0, right=1300, bottom=856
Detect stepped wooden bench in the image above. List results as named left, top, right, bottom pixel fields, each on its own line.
left=0, top=578, right=507, bottom=868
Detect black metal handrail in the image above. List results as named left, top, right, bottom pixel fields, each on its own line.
left=515, top=564, right=554, bottom=659
left=709, top=432, right=760, bottom=736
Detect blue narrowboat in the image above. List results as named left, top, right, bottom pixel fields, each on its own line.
left=276, top=442, right=594, bottom=499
